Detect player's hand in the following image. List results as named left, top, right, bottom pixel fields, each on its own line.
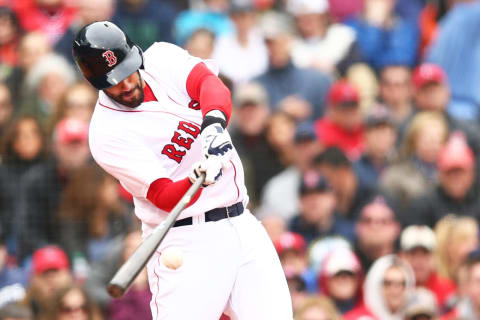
left=200, top=123, right=233, bottom=161
left=189, top=158, right=223, bottom=187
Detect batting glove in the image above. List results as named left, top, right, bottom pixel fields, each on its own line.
left=200, top=111, right=233, bottom=162
left=189, top=157, right=223, bottom=187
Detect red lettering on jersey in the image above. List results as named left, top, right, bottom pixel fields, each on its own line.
left=161, top=144, right=186, bottom=164
left=178, top=121, right=200, bottom=138
left=188, top=100, right=200, bottom=110
left=171, top=132, right=193, bottom=149
left=102, top=50, right=117, bottom=67
left=162, top=121, right=200, bottom=163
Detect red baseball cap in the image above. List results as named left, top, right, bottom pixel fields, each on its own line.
left=32, top=246, right=70, bottom=275
left=412, top=63, right=447, bottom=89
left=437, top=132, right=474, bottom=171
left=328, top=80, right=359, bottom=107
left=55, top=118, right=89, bottom=144
left=273, top=232, right=306, bottom=256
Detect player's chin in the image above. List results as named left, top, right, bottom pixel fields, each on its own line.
left=121, top=92, right=144, bottom=108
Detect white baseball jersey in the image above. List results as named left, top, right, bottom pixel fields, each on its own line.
left=89, top=42, right=248, bottom=234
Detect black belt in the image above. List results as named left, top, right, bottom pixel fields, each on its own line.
left=173, top=202, right=244, bottom=227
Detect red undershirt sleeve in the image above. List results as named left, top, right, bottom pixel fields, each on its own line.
left=147, top=178, right=202, bottom=212
left=186, top=62, right=232, bottom=124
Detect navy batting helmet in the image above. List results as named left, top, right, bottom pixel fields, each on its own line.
left=72, top=21, right=143, bottom=90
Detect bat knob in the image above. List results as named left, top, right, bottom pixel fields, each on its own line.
left=107, top=283, right=126, bottom=298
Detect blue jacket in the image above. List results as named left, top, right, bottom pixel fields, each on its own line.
left=427, top=2, right=480, bottom=120
left=346, top=16, right=419, bottom=69
left=255, top=62, right=331, bottom=120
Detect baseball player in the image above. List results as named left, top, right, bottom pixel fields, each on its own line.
left=72, top=22, right=292, bottom=319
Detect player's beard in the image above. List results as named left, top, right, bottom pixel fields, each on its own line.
left=105, top=73, right=145, bottom=108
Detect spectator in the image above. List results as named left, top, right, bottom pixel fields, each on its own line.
left=41, top=285, right=102, bottom=320
left=112, top=0, right=177, bottom=50
left=212, top=2, right=268, bottom=84
left=411, top=63, right=480, bottom=157
left=264, top=111, right=297, bottom=167
left=84, top=229, right=149, bottom=311
left=184, top=28, right=215, bottom=60
left=380, top=111, right=448, bottom=212
left=230, top=83, right=283, bottom=206
left=314, top=147, right=375, bottom=220
left=314, top=80, right=364, bottom=160
left=354, top=197, right=401, bottom=271
left=260, top=215, right=286, bottom=243
left=23, top=246, right=73, bottom=318
left=378, top=64, right=414, bottom=129
left=55, top=0, right=115, bottom=64
left=289, top=171, right=355, bottom=244
left=20, top=54, right=76, bottom=127
left=174, top=0, right=233, bottom=45
left=48, top=82, right=97, bottom=131
left=354, top=106, right=397, bottom=187
left=443, top=249, right=480, bottom=319
left=0, top=116, right=45, bottom=254
left=106, top=231, right=150, bottom=320
left=285, top=270, right=309, bottom=312
left=345, top=0, right=419, bottom=69
left=273, top=231, right=317, bottom=293
left=294, top=295, right=342, bottom=320
left=12, top=0, right=76, bottom=44
left=346, top=63, right=379, bottom=114
left=255, top=11, right=331, bottom=120
left=0, top=231, right=28, bottom=309
left=260, top=120, right=320, bottom=220
left=412, top=63, right=450, bottom=113
left=435, top=215, right=479, bottom=282
left=0, top=7, right=22, bottom=70
left=399, top=225, right=456, bottom=308
left=0, top=82, right=14, bottom=136
left=344, top=255, right=415, bottom=320
left=5, top=31, right=51, bottom=104
left=409, top=132, right=480, bottom=227
left=287, top=0, right=363, bottom=76
left=19, top=118, right=90, bottom=261
left=318, top=247, right=363, bottom=314
left=426, top=1, right=480, bottom=120
left=58, top=163, right=132, bottom=276
left=404, top=288, right=438, bottom=320
left=0, top=303, right=32, bottom=320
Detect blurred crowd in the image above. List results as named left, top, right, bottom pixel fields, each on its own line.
left=0, top=0, right=480, bottom=319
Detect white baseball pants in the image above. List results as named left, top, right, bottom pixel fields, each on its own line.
left=146, top=210, right=293, bottom=319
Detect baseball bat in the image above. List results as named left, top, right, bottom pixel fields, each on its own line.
left=107, top=173, right=205, bottom=298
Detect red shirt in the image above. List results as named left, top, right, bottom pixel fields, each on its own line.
left=425, top=272, right=456, bottom=308
left=315, top=118, right=364, bottom=160
left=12, top=0, right=77, bottom=43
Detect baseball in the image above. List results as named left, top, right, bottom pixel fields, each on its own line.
left=161, top=247, right=184, bottom=270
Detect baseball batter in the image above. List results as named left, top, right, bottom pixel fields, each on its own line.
left=72, top=22, right=292, bottom=319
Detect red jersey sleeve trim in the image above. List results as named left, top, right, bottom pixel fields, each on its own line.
left=146, top=177, right=202, bottom=212
left=186, top=62, right=232, bottom=123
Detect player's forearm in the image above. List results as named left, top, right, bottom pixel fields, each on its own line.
left=186, top=62, right=232, bottom=125
left=147, top=178, right=202, bottom=212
